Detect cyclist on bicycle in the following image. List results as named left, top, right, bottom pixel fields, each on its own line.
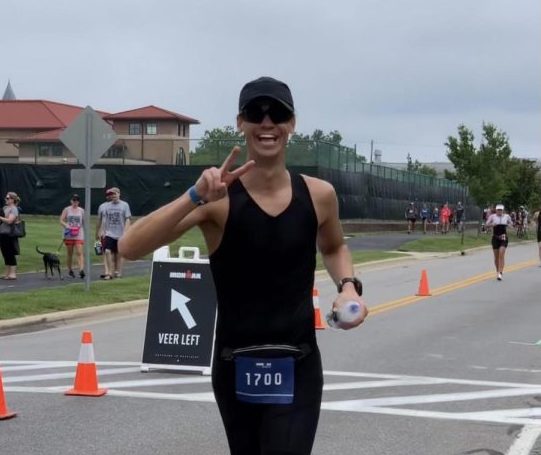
left=516, top=206, right=529, bottom=238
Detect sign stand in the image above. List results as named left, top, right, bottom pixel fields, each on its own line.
left=141, top=246, right=218, bottom=375
left=60, top=106, right=117, bottom=291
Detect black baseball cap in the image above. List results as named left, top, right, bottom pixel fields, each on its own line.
left=238, top=77, right=294, bottom=112
left=71, top=194, right=80, bottom=201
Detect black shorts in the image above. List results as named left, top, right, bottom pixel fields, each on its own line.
left=212, top=346, right=323, bottom=455
left=103, top=236, right=119, bottom=253
left=492, top=236, right=508, bottom=249
left=537, top=231, right=541, bottom=243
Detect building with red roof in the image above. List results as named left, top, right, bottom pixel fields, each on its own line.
left=0, top=82, right=200, bottom=165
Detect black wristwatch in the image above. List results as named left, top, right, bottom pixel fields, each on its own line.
left=337, top=277, right=363, bottom=296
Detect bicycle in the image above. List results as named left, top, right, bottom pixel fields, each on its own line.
left=516, top=222, right=528, bottom=239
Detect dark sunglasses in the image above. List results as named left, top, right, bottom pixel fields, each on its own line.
left=241, top=101, right=294, bottom=124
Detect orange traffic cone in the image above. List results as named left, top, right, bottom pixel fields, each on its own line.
left=416, top=269, right=431, bottom=296
left=313, top=288, right=326, bottom=330
left=65, top=331, right=107, bottom=397
left=0, top=368, right=16, bottom=420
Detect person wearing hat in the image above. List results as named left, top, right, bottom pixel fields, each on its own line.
left=485, top=204, right=513, bottom=280
left=118, top=76, right=368, bottom=454
left=96, top=187, right=131, bottom=279
left=59, top=194, right=85, bottom=278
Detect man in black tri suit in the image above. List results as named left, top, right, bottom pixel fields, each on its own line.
left=119, top=77, right=368, bottom=455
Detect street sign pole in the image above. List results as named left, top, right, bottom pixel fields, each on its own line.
left=84, top=110, right=92, bottom=291
left=60, top=106, right=117, bottom=292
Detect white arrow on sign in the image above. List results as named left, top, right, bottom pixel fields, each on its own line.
left=170, top=289, right=197, bottom=329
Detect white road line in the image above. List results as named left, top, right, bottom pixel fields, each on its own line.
left=323, top=377, right=447, bottom=391
left=324, top=370, right=541, bottom=389
left=321, top=405, right=541, bottom=427
left=323, top=387, right=541, bottom=408
left=3, top=366, right=140, bottom=383
left=467, top=408, right=541, bottom=419
left=4, top=385, right=216, bottom=402
left=506, top=425, right=541, bottom=455
left=97, top=376, right=211, bottom=388
left=1, top=360, right=142, bottom=366
left=107, top=389, right=216, bottom=402
left=1, top=362, right=75, bottom=372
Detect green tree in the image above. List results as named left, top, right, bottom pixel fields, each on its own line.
left=406, top=153, right=437, bottom=177
left=190, top=126, right=244, bottom=164
left=418, top=164, right=438, bottom=178
left=190, top=126, right=365, bottom=167
left=446, top=123, right=514, bottom=206
left=503, top=158, right=541, bottom=210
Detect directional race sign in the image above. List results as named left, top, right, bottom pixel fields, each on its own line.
left=142, top=247, right=218, bottom=374
left=60, top=106, right=117, bottom=168
left=59, top=106, right=116, bottom=292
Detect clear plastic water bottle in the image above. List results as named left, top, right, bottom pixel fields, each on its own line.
left=326, top=300, right=362, bottom=329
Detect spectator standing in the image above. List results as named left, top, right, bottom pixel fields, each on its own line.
left=455, top=201, right=465, bottom=233
left=405, top=202, right=417, bottom=234
left=96, top=187, right=131, bottom=280
left=420, top=204, right=429, bottom=234
left=96, top=190, right=113, bottom=278
left=0, top=192, right=21, bottom=280
left=431, top=206, right=440, bottom=234
left=440, top=202, right=451, bottom=234
left=60, top=194, right=85, bottom=278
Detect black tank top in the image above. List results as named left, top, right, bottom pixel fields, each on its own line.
left=492, top=215, right=508, bottom=236
left=209, top=173, right=318, bottom=349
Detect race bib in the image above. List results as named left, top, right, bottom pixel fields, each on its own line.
left=235, top=356, right=294, bottom=404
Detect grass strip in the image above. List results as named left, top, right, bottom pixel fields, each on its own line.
left=397, top=232, right=532, bottom=253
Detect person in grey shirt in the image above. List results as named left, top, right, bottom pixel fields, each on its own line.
left=96, top=187, right=131, bottom=279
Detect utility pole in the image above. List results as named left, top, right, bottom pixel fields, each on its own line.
left=370, top=139, right=374, bottom=164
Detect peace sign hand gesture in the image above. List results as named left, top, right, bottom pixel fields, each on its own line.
left=194, top=146, right=255, bottom=203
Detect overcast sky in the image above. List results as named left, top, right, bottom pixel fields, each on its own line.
left=2, top=0, right=540, bottom=162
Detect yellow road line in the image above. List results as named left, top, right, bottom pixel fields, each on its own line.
left=369, top=259, right=538, bottom=316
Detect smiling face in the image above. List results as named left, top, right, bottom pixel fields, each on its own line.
left=237, top=98, right=295, bottom=160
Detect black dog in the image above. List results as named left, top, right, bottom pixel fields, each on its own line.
left=36, top=247, right=63, bottom=280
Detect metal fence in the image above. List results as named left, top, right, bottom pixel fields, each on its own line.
left=189, top=139, right=463, bottom=192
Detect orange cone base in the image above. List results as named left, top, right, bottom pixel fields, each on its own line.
left=0, top=410, right=16, bottom=420
left=315, top=308, right=326, bottom=330
left=65, top=388, right=107, bottom=397
left=416, top=290, right=432, bottom=296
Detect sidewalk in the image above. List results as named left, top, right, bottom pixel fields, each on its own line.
left=0, top=260, right=151, bottom=294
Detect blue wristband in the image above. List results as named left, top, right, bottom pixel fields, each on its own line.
left=188, top=186, right=205, bottom=205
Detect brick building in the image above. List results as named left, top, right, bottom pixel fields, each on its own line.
left=0, top=81, right=199, bottom=165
